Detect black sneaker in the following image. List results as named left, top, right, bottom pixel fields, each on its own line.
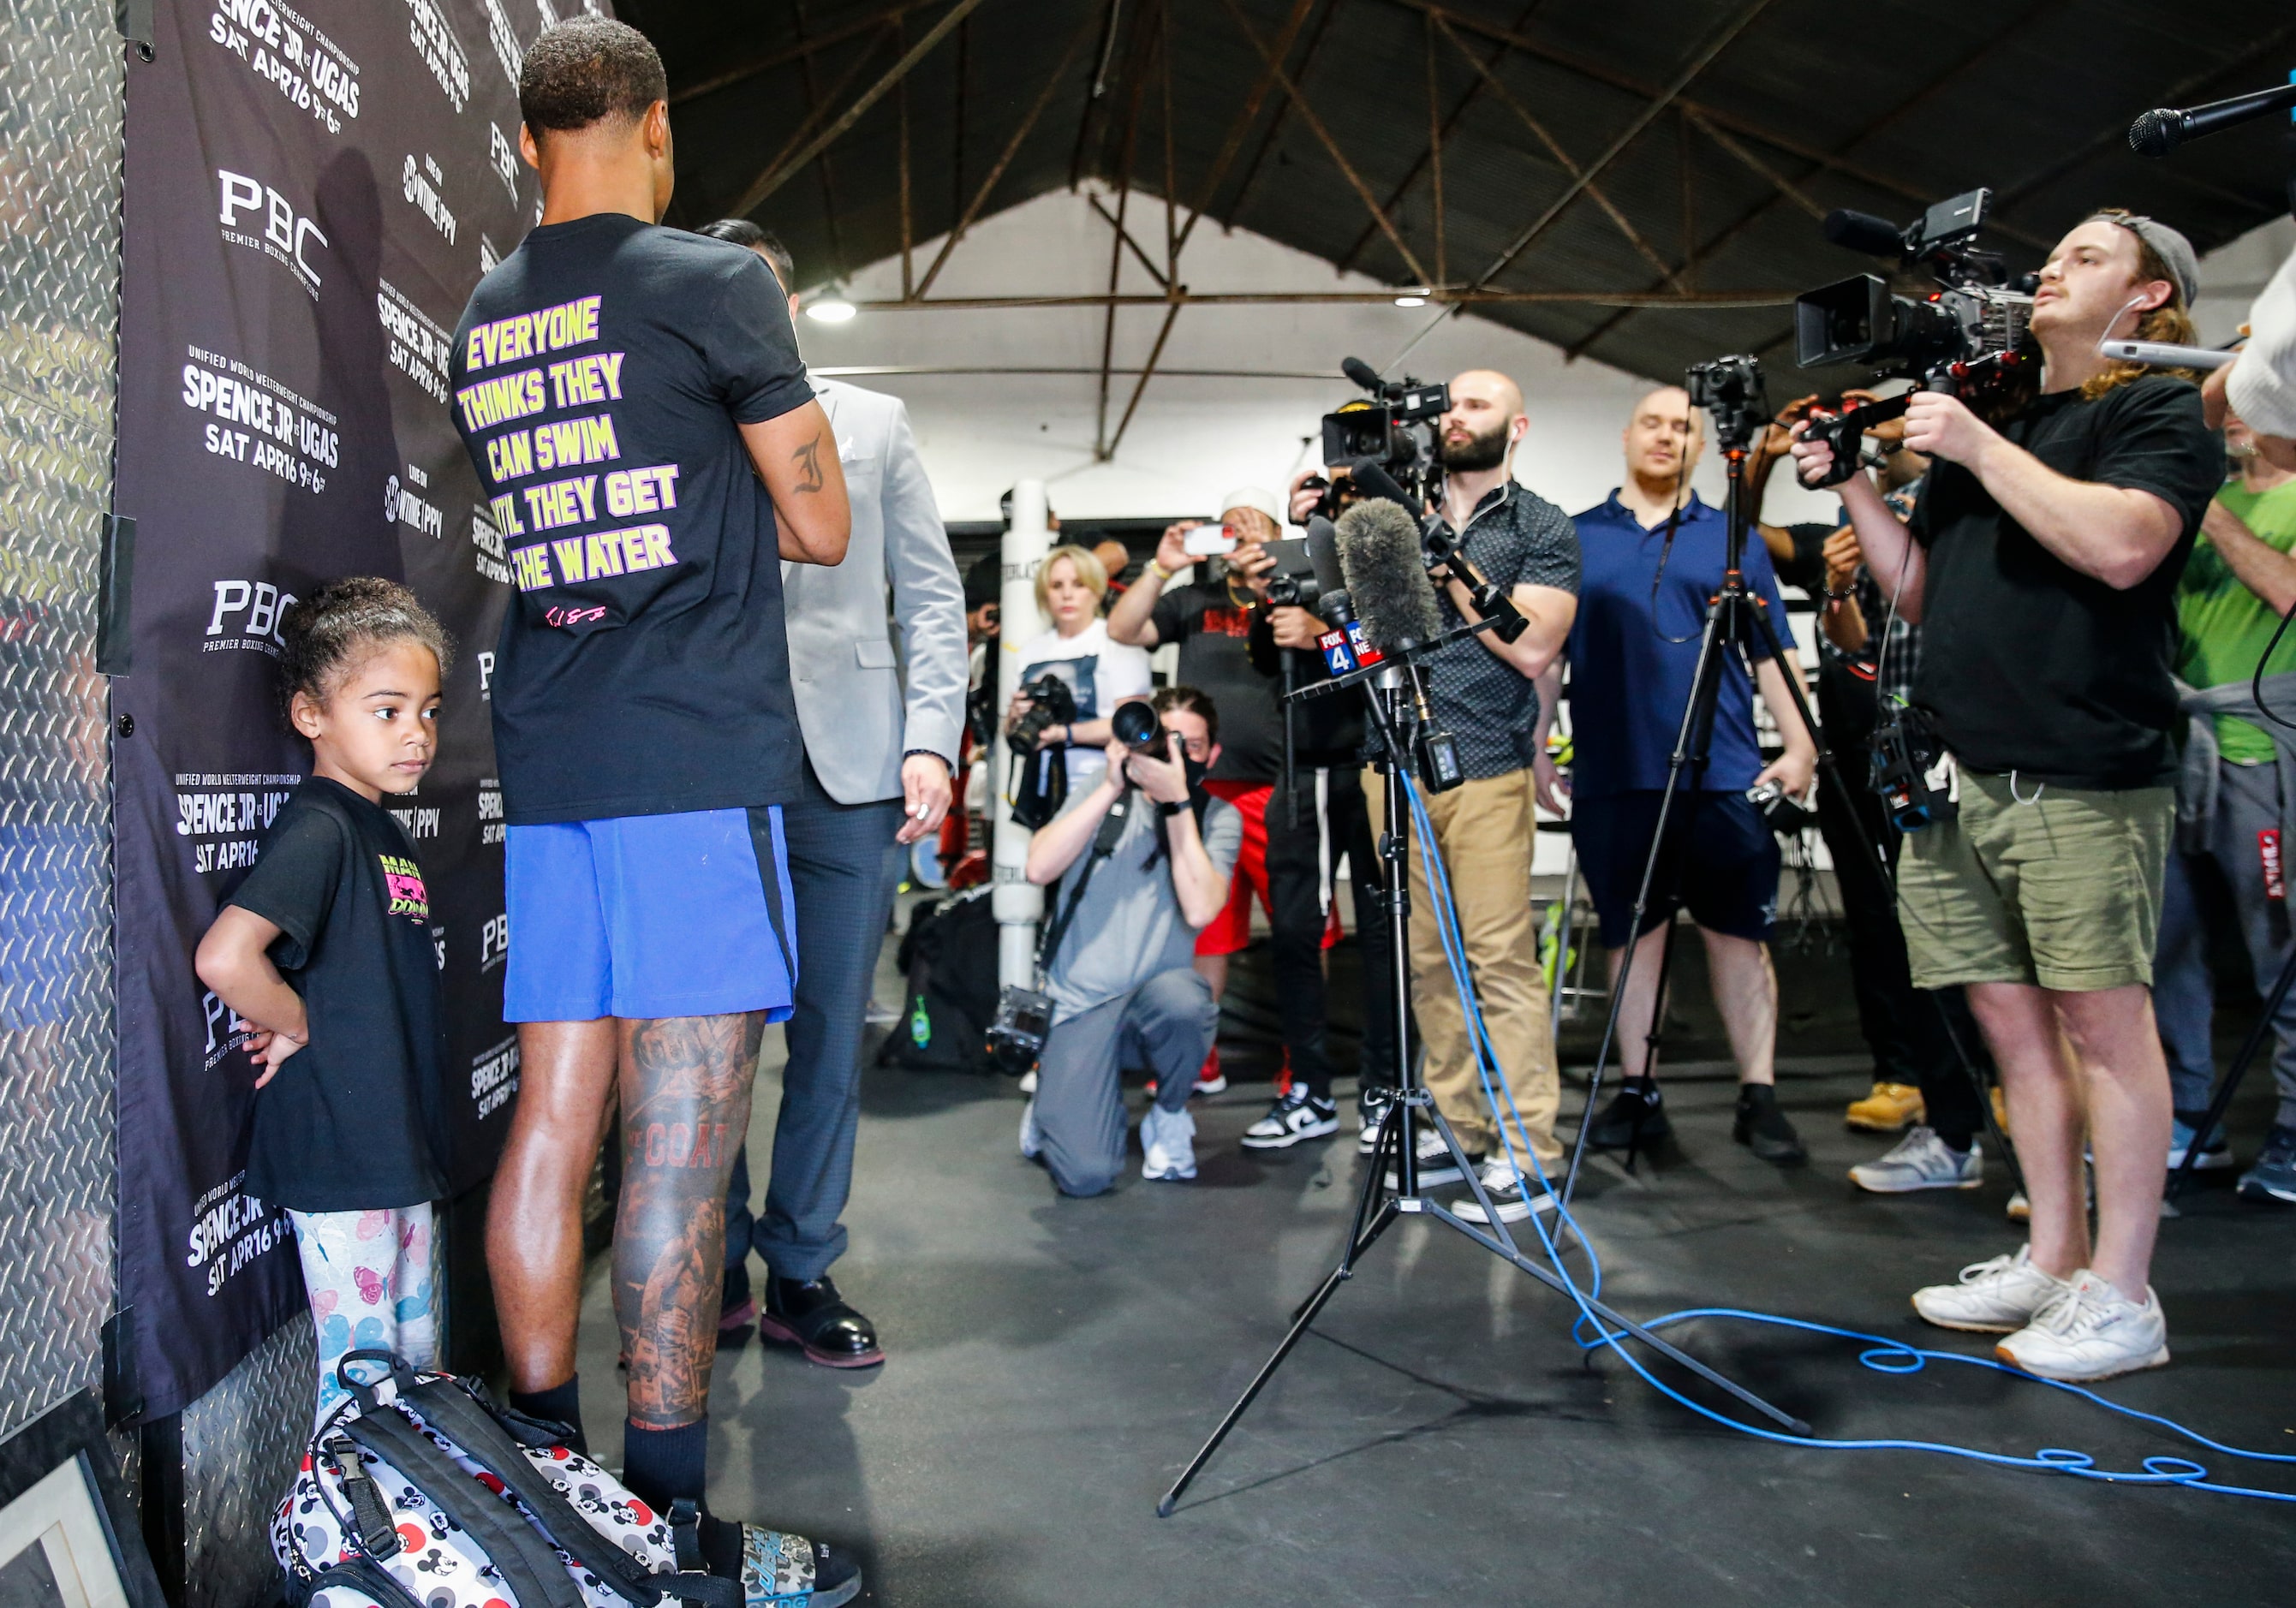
left=1586, top=1081, right=1669, bottom=1151
left=1241, top=1087, right=1340, bottom=1150
left=1384, top=1123, right=1479, bottom=1189
left=1732, top=1084, right=1808, bottom=1165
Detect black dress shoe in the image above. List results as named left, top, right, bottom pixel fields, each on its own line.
left=759, top=1274, right=885, bottom=1369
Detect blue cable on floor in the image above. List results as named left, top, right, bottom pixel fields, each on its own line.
left=1393, top=771, right=2296, bottom=1504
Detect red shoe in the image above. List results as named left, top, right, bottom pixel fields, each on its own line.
left=1148, top=1047, right=1227, bottom=1099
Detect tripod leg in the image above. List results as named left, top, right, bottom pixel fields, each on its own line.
left=1159, top=1200, right=1404, bottom=1516
left=1286, top=1092, right=1400, bottom=1325
left=2170, top=936, right=2296, bottom=1200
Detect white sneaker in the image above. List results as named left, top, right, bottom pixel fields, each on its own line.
left=2006, top=1189, right=2029, bottom=1221
left=1357, top=1095, right=1393, bottom=1156
left=1995, top=1272, right=2169, bottom=1382
left=1452, top=1157, right=1557, bottom=1225
left=1141, top=1105, right=1197, bottom=1182
left=1849, top=1127, right=1983, bottom=1194
left=1018, top=1099, right=1042, bottom=1161
left=1017, top=1069, right=1038, bottom=1094
left=1384, top=1123, right=1476, bottom=1189
left=1240, top=1087, right=1340, bottom=1151
left=1911, top=1246, right=2069, bottom=1334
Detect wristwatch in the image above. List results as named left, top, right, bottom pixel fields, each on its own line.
left=1155, top=799, right=1186, bottom=818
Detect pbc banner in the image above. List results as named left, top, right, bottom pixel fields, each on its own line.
left=114, top=0, right=602, bottom=1421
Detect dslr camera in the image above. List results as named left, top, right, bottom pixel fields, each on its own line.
left=1685, top=353, right=1770, bottom=450
left=1010, top=672, right=1078, bottom=751
left=1793, top=188, right=2036, bottom=485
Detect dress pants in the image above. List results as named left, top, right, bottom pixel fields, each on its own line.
left=725, top=759, right=905, bottom=1283
left=1815, top=661, right=1989, bottom=1139
left=1363, top=765, right=1560, bottom=1168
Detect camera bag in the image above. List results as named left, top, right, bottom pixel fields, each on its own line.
left=274, top=1350, right=813, bottom=1608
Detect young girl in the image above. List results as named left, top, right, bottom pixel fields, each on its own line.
left=195, top=578, right=454, bottom=1423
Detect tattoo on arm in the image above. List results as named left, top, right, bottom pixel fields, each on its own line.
left=790, top=434, right=826, bottom=493
left=612, top=1012, right=763, bottom=1428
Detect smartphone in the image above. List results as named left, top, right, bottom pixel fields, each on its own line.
left=1183, top=523, right=1237, bottom=558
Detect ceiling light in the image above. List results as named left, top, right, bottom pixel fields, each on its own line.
left=806, top=291, right=857, bottom=324
left=1393, top=295, right=1427, bottom=308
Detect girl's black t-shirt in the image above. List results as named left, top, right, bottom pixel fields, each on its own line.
left=1909, top=375, right=2226, bottom=789
left=226, top=777, right=449, bottom=1212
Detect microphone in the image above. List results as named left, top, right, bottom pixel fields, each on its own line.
left=1304, top=515, right=1355, bottom=626
left=1347, top=459, right=1426, bottom=519
left=2130, top=81, right=2296, bottom=158
left=1335, top=499, right=1441, bottom=653
left=1340, top=355, right=1384, bottom=391
left=1822, top=207, right=1908, bottom=259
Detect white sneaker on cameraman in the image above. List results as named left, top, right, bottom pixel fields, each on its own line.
left=1849, top=1128, right=1982, bottom=1194
left=1995, top=1271, right=2169, bottom=1382
left=1911, top=1246, right=2068, bottom=1334
left=1018, top=1099, right=1042, bottom=1161
left=1141, top=1105, right=1197, bottom=1182
left=1017, top=1069, right=1038, bottom=1094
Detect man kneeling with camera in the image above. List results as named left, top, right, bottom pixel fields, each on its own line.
left=1018, top=688, right=1243, bottom=1195
left=1792, top=211, right=2224, bottom=1381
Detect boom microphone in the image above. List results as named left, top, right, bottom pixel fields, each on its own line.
left=2130, top=82, right=2296, bottom=158
left=1335, top=498, right=1441, bottom=653
left=1304, top=515, right=1355, bottom=626
left=1822, top=207, right=1908, bottom=259
left=1341, top=355, right=1384, bottom=391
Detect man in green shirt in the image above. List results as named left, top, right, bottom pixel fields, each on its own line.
left=2156, top=410, right=2296, bottom=1202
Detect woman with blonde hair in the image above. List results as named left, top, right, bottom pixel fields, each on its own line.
left=1007, top=543, right=1154, bottom=796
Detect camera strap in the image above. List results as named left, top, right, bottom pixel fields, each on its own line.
left=1033, top=783, right=1138, bottom=981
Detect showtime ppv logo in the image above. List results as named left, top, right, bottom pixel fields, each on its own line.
left=219, top=168, right=325, bottom=297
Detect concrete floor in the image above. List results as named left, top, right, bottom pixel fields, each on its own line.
left=567, top=933, right=2296, bottom=1606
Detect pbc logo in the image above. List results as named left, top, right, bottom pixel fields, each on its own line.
left=207, top=580, right=295, bottom=651
left=480, top=912, right=509, bottom=970
left=219, top=169, right=326, bottom=295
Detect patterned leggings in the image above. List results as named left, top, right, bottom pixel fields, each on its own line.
left=289, top=1204, right=441, bottom=1427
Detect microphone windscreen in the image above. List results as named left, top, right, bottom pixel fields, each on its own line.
left=1822, top=207, right=1907, bottom=259
left=2127, top=109, right=2178, bottom=158
left=1341, top=355, right=1383, bottom=391
left=1304, top=515, right=1346, bottom=594
left=1336, top=498, right=1441, bottom=653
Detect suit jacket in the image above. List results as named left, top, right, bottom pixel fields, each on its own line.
left=781, top=377, right=967, bottom=804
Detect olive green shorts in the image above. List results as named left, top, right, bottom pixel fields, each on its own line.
left=1896, top=770, right=2173, bottom=993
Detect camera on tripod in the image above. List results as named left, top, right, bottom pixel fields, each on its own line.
left=1312, top=356, right=1450, bottom=519
left=1685, top=354, right=1770, bottom=450
left=1794, top=188, right=2036, bottom=485
left=1010, top=672, right=1078, bottom=751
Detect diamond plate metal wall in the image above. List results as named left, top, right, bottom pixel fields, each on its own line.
left=0, top=1, right=124, bottom=1448
left=180, top=1313, right=313, bottom=1608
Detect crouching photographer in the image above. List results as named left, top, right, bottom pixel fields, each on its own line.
left=1791, top=210, right=2225, bottom=1382
left=1017, top=689, right=1244, bottom=1195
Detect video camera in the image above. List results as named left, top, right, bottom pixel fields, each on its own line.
left=1312, top=356, right=1451, bottom=519
left=1793, top=188, right=2036, bottom=486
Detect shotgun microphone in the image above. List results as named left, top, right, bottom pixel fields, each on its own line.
left=1335, top=499, right=1441, bottom=653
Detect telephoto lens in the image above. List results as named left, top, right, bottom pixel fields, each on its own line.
left=1109, top=698, right=1160, bottom=748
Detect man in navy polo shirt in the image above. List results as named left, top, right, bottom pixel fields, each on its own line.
left=1539, top=385, right=1818, bottom=1164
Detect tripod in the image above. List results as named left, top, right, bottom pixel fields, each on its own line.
left=1557, top=431, right=2016, bottom=1206
left=1158, top=658, right=1809, bottom=1517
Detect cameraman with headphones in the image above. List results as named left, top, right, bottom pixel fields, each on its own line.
left=1017, top=688, right=1243, bottom=1196
left=1792, top=211, right=2224, bottom=1382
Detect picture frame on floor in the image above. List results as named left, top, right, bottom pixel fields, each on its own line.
left=0, top=1394, right=165, bottom=1608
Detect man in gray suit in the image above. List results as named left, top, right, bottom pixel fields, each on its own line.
left=699, top=220, right=967, bottom=1366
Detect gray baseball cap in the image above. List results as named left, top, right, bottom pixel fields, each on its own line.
left=2085, top=211, right=2199, bottom=309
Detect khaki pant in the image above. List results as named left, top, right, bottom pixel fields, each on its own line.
left=1363, top=766, right=1560, bottom=1167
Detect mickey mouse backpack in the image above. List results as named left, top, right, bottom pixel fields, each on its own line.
left=273, top=1350, right=858, bottom=1608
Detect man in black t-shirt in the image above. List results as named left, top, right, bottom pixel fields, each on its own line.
left=1793, top=210, right=2223, bottom=1387
left=447, top=22, right=860, bottom=1597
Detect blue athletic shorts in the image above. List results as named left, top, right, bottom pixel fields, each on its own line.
left=504, top=807, right=798, bottom=1023
left=1571, top=789, right=1780, bottom=950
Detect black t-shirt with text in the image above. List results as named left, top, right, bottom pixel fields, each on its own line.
left=1151, top=578, right=1280, bottom=783
left=450, top=213, right=814, bottom=825
left=1910, top=375, right=2223, bottom=789
left=226, top=777, right=449, bottom=1213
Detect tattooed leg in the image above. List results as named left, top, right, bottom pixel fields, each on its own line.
left=614, top=1011, right=765, bottom=1428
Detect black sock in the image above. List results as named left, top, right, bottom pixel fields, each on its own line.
left=1935, top=1130, right=1974, bottom=1154
left=622, top=1417, right=708, bottom=1515
left=509, top=1377, right=586, bottom=1454
left=1736, top=1082, right=1774, bottom=1106
left=1622, top=1075, right=1661, bottom=1103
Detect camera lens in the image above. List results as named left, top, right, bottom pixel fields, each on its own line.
left=1110, top=700, right=1160, bottom=748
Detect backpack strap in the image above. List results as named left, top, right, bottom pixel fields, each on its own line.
left=319, top=1436, right=403, bottom=1560
left=343, top=1407, right=588, bottom=1608
left=397, top=1377, right=665, bottom=1607
left=302, top=1556, right=429, bottom=1608
left=663, top=1501, right=741, bottom=1608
